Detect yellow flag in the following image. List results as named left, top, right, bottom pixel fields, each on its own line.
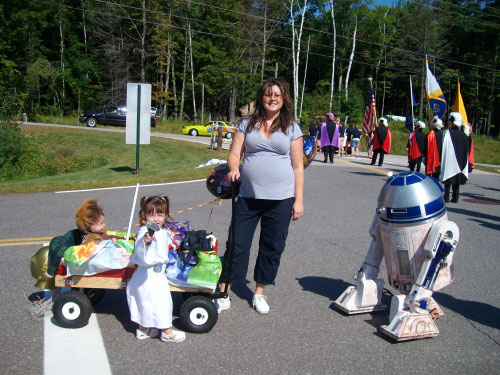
left=453, top=82, right=468, bottom=125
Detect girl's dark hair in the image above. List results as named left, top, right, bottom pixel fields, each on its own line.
left=247, top=77, right=292, bottom=134
left=138, top=195, right=171, bottom=225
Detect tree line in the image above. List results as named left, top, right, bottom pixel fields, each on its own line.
left=0, top=0, right=499, bottom=136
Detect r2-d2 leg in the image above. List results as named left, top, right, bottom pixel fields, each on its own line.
left=334, top=217, right=387, bottom=314
left=380, top=220, right=459, bottom=341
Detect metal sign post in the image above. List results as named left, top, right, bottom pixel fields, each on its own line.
left=126, top=83, right=151, bottom=174
left=136, top=85, right=141, bottom=174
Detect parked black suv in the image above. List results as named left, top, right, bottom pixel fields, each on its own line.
left=79, top=106, right=157, bottom=128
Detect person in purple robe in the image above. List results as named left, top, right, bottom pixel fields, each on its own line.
left=320, top=112, right=339, bottom=164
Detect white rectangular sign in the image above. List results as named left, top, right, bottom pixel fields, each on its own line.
left=126, top=83, right=151, bottom=145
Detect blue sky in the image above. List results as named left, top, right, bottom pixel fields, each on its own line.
left=373, top=0, right=397, bottom=7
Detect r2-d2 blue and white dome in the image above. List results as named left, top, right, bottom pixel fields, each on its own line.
left=376, top=172, right=446, bottom=226
left=334, top=171, right=459, bottom=341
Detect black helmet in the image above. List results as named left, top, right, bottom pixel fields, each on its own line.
left=206, top=163, right=241, bottom=199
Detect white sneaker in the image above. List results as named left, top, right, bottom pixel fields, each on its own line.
left=215, top=296, right=231, bottom=313
left=252, top=294, right=269, bottom=314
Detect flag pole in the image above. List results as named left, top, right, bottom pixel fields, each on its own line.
left=369, top=77, right=376, bottom=128
left=409, top=75, right=414, bottom=129
left=425, top=56, right=431, bottom=126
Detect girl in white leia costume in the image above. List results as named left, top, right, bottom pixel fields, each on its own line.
left=126, top=195, right=186, bottom=342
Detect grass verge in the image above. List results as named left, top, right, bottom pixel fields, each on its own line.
left=0, top=125, right=228, bottom=194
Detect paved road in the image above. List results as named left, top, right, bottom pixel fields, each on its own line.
left=1, top=126, right=499, bottom=374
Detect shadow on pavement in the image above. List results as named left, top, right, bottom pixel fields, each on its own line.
left=468, top=218, right=500, bottom=231
left=446, top=207, right=500, bottom=222
left=434, top=292, right=500, bottom=330
left=229, top=280, right=254, bottom=306
left=348, top=171, right=386, bottom=178
left=461, top=192, right=500, bottom=205
left=93, top=289, right=137, bottom=333
left=478, top=185, right=500, bottom=193
left=296, top=276, right=351, bottom=301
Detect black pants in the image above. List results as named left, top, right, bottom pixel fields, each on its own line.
left=409, top=157, right=422, bottom=172
left=220, top=197, right=294, bottom=285
left=322, top=146, right=335, bottom=163
left=371, top=150, right=386, bottom=166
left=444, top=183, right=460, bottom=202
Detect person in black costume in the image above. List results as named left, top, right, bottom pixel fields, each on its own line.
left=407, top=120, right=427, bottom=172
left=441, top=112, right=469, bottom=203
left=370, top=117, right=391, bottom=166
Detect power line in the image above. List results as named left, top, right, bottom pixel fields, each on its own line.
left=412, top=0, right=500, bottom=28
left=29, top=0, right=500, bottom=91
left=88, top=0, right=500, bottom=74
left=431, top=0, right=500, bottom=21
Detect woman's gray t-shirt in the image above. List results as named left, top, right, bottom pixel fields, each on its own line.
left=237, top=119, right=303, bottom=200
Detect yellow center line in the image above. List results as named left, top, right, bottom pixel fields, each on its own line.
left=335, top=157, right=390, bottom=175
left=0, top=237, right=52, bottom=247
left=1, top=241, right=48, bottom=247
left=0, top=237, right=53, bottom=242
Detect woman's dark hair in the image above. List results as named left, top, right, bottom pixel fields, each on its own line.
left=247, top=77, right=292, bottom=134
left=138, top=195, right=171, bottom=224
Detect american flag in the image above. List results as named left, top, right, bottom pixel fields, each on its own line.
left=362, top=88, right=377, bottom=134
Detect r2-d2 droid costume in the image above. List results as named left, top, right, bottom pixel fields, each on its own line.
left=334, top=172, right=459, bottom=341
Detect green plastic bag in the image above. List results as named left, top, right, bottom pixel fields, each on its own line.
left=186, top=252, right=222, bottom=289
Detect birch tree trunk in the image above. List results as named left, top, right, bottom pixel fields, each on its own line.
left=201, top=82, right=204, bottom=124
left=376, top=10, right=389, bottom=117
left=81, top=0, right=88, bottom=80
left=229, top=83, right=237, bottom=124
left=179, top=43, right=188, bottom=121
left=288, top=0, right=308, bottom=120
left=188, top=21, right=196, bottom=120
left=59, top=19, right=65, bottom=115
left=140, top=0, right=146, bottom=82
left=260, top=0, right=267, bottom=84
left=163, top=50, right=170, bottom=119
left=419, top=3, right=428, bottom=118
left=300, top=35, right=310, bottom=118
left=487, top=39, right=498, bottom=137
left=172, top=54, right=178, bottom=121
left=162, top=9, right=172, bottom=120
left=345, top=17, right=357, bottom=100
left=328, top=0, right=337, bottom=112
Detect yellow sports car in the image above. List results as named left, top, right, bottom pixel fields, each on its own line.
left=181, top=121, right=236, bottom=139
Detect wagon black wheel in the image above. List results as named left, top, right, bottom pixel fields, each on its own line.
left=179, top=295, right=218, bottom=333
left=82, top=288, right=105, bottom=305
left=53, top=290, right=92, bottom=329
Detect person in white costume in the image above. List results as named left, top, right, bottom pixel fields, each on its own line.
left=126, top=195, right=186, bottom=343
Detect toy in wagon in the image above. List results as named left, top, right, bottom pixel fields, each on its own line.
left=30, top=185, right=226, bottom=335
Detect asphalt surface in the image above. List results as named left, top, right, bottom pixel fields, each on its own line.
left=1, top=124, right=499, bottom=374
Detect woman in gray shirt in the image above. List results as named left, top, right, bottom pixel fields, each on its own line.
left=216, top=77, right=304, bottom=315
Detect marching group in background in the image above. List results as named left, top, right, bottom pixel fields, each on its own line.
left=310, top=110, right=474, bottom=204
left=309, top=114, right=377, bottom=164
left=407, top=112, right=473, bottom=203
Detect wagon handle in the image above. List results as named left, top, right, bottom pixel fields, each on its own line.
left=126, top=183, right=140, bottom=241
left=212, top=181, right=237, bottom=299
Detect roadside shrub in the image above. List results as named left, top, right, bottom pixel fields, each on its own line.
left=0, top=121, right=30, bottom=169
left=0, top=125, right=107, bottom=181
